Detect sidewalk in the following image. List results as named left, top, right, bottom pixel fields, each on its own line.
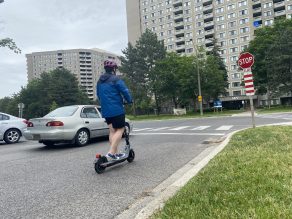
left=231, top=110, right=257, bottom=117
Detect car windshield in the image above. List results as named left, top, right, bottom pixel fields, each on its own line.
left=44, top=106, right=78, bottom=117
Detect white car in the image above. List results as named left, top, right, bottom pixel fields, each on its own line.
left=24, top=105, right=133, bottom=147
left=0, top=112, right=28, bottom=144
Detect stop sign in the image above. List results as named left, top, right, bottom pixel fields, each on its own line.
left=238, top=52, right=254, bottom=69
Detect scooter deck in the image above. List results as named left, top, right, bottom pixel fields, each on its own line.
left=100, top=156, right=129, bottom=168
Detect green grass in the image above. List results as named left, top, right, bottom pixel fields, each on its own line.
left=127, top=110, right=244, bottom=121
left=257, top=106, right=292, bottom=114
left=153, top=126, right=292, bottom=219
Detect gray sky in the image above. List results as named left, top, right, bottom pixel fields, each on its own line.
left=0, top=0, right=128, bottom=98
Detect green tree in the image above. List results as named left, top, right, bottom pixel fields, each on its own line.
left=247, top=19, right=292, bottom=107
left=121, top=29, right=166, bottom=114
left=0, top=38, right=21, bottom=53
left=0, top=68, right=91, bottom=118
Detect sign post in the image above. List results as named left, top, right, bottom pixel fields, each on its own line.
left=238, top=52, right=256, bottom=128
left=18, top=103, right=25, bottom=118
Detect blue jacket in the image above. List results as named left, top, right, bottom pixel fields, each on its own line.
left=96, top=72, right=132, bottom=118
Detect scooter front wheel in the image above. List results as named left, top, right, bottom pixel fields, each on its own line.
left=95, top=156, right=107, bottom=174
left=127, top=149, right=135, bottom=163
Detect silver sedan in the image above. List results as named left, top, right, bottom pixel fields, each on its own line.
left=24, top=105, right=133, bottom=147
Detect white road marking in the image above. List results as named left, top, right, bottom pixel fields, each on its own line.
left=131, top=132, right=225, bottom=136
left=169, top=126, right=190, bottom=130
left=216, top=125, right=233, bottom=131
left=133, top=128, right=154, bottom=132
left=149, top=127, right=171, bottom=131
left=191, top=126, right=210, bottom=130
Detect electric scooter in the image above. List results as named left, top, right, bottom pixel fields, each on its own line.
left=94, top=128, right=135, bottom=174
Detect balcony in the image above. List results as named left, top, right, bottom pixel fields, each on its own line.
left=253, top=11, right=262, bottom=18
left=176, top=37, right=185, bottom=43
left=203, top=0, right=212, bottom=6
left=173, top=6, right=183, bottom=14
left=174, top=13, right=183, bottom=21
left=204, top=21, right=214, bottom=28
left=203, top=4, right=213, bottom=12
left=173, top=0, right=182, bottom=7
left=274, top=10, right=286, bottom=17
left=205, top=29, right=214, bottom=35
left=174, top=21, right=184, bottom=28
left=253, top=7, right=261, bottom=13
left=204, top=13, right=213, bottom=19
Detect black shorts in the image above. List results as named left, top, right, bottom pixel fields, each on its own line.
left=105, top=114, right=125, bottom=129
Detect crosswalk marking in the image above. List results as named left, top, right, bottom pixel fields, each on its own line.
left=216, top=125, right=233, bottom=131
left=191, top=126, right=210, bottom=130
left=149, top=127, right=170, bottom=131
left=169, top=126, right=190, bottom=130
left=133, top=128, right=153, bottom=132
left=132, top=132, right=225, bottom=136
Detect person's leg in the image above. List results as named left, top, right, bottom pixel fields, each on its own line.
left=108, top=124, right=115, bottom=146
left=108, top=127, right=125, bottom=155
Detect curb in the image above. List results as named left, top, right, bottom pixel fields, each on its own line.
left=116, top=122, right=292, bottom=219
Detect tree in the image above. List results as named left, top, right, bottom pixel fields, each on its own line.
left=0, top=2, right=21, bottom=53
left=0, top=68, right=91, bottom=118
left=0, top=38, right=21, bottom=53
left=247, top=19, right=292, bottom=107
left=121, top=29, right=166, bottom=114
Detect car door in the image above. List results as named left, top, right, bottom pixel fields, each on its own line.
left=80, top=107, right=108, bottom=138
left=0, top=114, right=10, bottom=140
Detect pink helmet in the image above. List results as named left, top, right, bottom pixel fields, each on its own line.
left=104, top=59, right=118, bottom=68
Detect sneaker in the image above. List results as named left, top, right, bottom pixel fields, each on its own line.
left=106, top=153, right=119, bottom=162
left=115, top=153, right=126, bottom=158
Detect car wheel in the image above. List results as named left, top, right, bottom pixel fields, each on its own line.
left=43, top=141, right=55, bottom=147
left=75, top=129, right=89, bottom=146
left=4, top=128, right=21, bottom=144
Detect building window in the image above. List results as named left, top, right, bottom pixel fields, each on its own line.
left=216, top=7, right=224, bottom=13
left=263, top=2, right=272, bottom=9
left=230, top=47, right=238, bottom=53
left=238, top=0, right=247, bottom=7
left=227, top=4, right=235, bottom=10
left=229, top=38, right=237, bottom=44
left=239, top=18, right=248, bottom=24
left=240, top=27, right=249, bottom=33
left=239, top=9, right=248, bottom=16
left=227, top=13, right=236, bottom=19
left=229, top=30, right=237, bottom=36
left=232, top=82, right=241, bottom=87
left=233, top=90, right=241, bottom=96
left=264, top=11, right=272, bottom=16
left=229, top=21, right=236, bottom=27
left=264, top=19, right=274, bottom=26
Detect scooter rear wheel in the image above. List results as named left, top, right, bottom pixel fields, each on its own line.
left=127, top=149, right=135, bottom=163
left=95, top=156, right=107, bottom=174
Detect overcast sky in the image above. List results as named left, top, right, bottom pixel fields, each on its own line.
left=0, top=0, right=128, bottom=98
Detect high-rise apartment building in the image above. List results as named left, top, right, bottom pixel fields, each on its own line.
left=26, top=49, right=121, bottom=100
left=126, top=0, right=292, bottom=102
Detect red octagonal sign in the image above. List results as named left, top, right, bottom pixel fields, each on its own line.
left=238, top=52, right=254, bottom=69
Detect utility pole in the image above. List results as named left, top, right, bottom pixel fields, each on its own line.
left=195, top=46, right=203, bottom=116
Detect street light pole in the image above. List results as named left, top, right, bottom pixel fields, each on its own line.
left=195, top=47, right=203, bottom=116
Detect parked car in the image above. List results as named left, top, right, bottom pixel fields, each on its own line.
left=0, top=112, right=28, bottom=144
left=24, top=105, right=133, bottom=147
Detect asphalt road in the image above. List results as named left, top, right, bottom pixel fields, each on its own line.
left=1, top=112, right=292, bottom=219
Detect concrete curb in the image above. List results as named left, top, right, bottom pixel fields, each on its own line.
left=116, top=122, right=292, bottom=219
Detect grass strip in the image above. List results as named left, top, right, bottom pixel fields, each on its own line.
left=153, top=126, right=292, bottom=219
left=257, top=106, right=292, bottom=114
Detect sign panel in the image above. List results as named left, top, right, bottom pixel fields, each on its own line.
left=238, top=52, right=254, bottom=69
left=243, top=71, right=255, bottom=96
